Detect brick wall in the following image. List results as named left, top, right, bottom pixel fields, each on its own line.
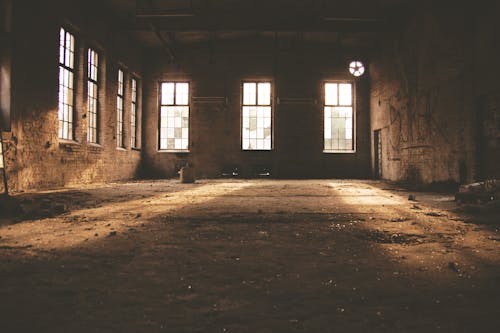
left=0, top=0, right=143, bottom=192
left=142, top=39, right=371, bottom=179
left=369, top=3, right=500, bottom=184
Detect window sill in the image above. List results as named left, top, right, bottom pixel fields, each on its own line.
left=158, top=150, right=190, bottom=153
left=241, top=149, right=273, bottom=152
left=59, top=139, right=80, bottom=147
left=87, top=142, right=103, bottom=149
left=116, top=147, right=127, bottom=151
left=323, top=150, right=356, bottom=154
left=131, top=147, right=141, bottom=151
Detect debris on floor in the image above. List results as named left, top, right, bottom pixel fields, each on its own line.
left=455, top=179, right=499, bottom=204
left=180, top=165, right=195, bottom=183
left=221, top=166, right=240, bottom=178
left=0, top=179, right=499, bottom=332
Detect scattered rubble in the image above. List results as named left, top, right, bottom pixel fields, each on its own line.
left=456, top=179, right=499, bottom=204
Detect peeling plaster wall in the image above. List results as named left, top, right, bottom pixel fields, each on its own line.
left=143, top=39, right=371, bottom=179
left=370, top=2, right=500, bottom=184
left=0, top=0, right=143, bottom=192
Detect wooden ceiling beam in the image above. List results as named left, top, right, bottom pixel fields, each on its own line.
left=131, top=19, right=390, bottom=33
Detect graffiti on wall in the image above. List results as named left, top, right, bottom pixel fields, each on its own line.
left=388, top=87, right=450, bottom=153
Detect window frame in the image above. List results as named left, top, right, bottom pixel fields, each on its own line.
left=322, top=80, right=356, bottom=154
left=86, top=47, right=100, bottom=144
left=130, top=77, right=139, bottom=149
left=58, top=26, right=77, bottom=141
left=0, top=137, right=4, bottom=169
left=157, top=81, right=191, bottom=152
left=240, top=80, right=274, bottom=151
left=116, top=68, right=125, bottom=149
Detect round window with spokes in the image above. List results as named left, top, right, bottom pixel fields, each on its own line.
left=349, top=61, right=365, bottom=77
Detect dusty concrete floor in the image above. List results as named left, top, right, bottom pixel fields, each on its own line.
left=0, top=179, right=499, bottom=332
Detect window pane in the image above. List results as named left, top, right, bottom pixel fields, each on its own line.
left=325, top=83, right=338, bottom=105
left=87, top=49, right=99, bottom=143
left=117, top=74, right=124, bottom=148
left=324, top=82, right=354, bottom=152
left=176, top=83, right=189, bottom=105
left=258, top=82, right=271, bottom=105
left=324, top=106, right=353, bottom=151
left=242, top=82, right=272, bottom=150
left=243, top=83, right=256, bottom=105
left=58, top=28, right=75, bottom=140
left=0, top=138, right=3, bottom=169
left=159, top=105, right=189, bottom=150
left=242, top=104, right=271, bottom=150
left=59, top=29, right=65, bottom=65
left=161, top=83, right=175, bottom=105
left=242, top=138, right=250, bottom=150
left=118, top=70, right=124, bottom=96
left=339, top=83, right=352, bottom=105
left=132, top=79, right=137, bottom=102
left=60, top=28, right=65, bottom=48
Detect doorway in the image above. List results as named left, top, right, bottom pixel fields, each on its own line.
left=374, top=129, right=382, bottom=179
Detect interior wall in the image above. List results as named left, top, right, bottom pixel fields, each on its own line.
left=143, top=38, right=371, bottom=179
left=1, top=0, right=143, bottom=192
left=370, top=2, right=500, bottom=184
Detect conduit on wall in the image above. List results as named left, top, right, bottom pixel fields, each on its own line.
left=0, top=0, right=12, bottom=195
left=0, top=132, right=8, bottom=196
left=0, top=0, right=13, bottom=132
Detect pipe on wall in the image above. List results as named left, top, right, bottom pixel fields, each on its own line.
left=0, top=0, right=13, bottom=131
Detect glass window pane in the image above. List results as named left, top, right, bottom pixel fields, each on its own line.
left=339, top=83, right=352, bottom=105
left=162, top=83, right=175, bottom=105
left=346, top=126, right=353, bottom=140
left=324, top=82, right=355, bottom=152
left=242, top=83, right=272, bottom=150
left=132, top=79, right=137, bottom=102
left=325, top=83, right=338, bottom=105
left=58, top=28, right=76, bottom=140
left=59, top=45, right=65, bottom=65
left=159, top=105, right=189, bottom=150
left=243, top=83, right=256, bottom=105
left=324, top=106, right=354, bottom=151
left=258, top=82, right=271, bottom=105
left=262, top=106, right=271, bottom=118
left=60, top=28, right=65, bottom=48
left=176, top=83, right=189, bottom=105
left=118, top=70, right=124, bottom=95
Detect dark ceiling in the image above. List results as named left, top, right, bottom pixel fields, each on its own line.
left=103, top=0, right=417, bottom=50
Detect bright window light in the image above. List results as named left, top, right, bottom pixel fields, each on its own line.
left=116, top=69, right=125, bottom=148
left=242, top=81, right=272, bottom=150
left=349, top=61, right=365, bottom=77
left=58, top=27, right=75, bottom=140
left=159, top=82, right=190, bottom=151
left=87, top=48, right=99, bottom=143
left=324, top=82, right=355, bottom=152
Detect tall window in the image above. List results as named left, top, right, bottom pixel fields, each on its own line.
left=131, top=78, right=138, bottom=148
left=116, top=69, right=125, bottom=148
left=242, top=82, right=272, bottom=150
left=324, top=82, right=355, bottom=152
left=87, top=48, right=99, bottom=143
left=0, top=138, right=4, bottom=169
left=159, top=82, right=189, bottom=151
left=58, top=27, right=75, bottom=140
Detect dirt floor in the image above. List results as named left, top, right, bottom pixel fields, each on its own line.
left=0, top=179, right=499, bottom=332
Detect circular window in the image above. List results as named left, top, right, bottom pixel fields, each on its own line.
left=349, top=61, right=365, bottom=77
